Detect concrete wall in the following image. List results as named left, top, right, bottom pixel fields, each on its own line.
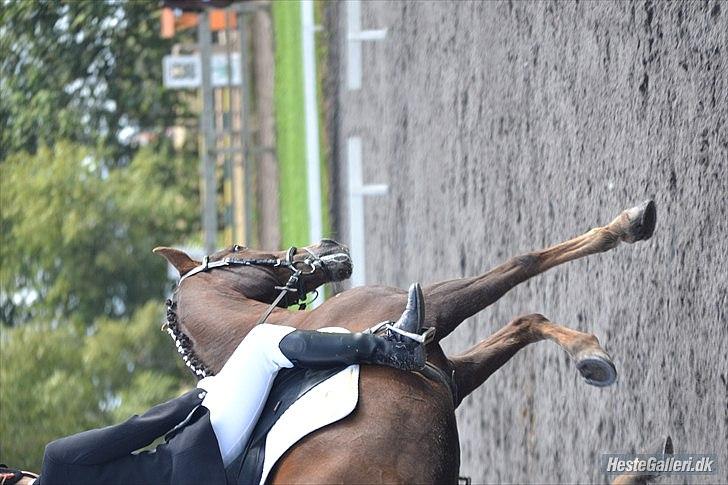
left=326, top=1, right=726, bottom=483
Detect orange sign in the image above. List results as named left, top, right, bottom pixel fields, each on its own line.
left=161, top=8, right=238, bottom=38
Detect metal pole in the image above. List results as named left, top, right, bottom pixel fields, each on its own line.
left=347, top=136, right=387, bottom=287
left=346, top=0, right=386, bottom=91
left=197, top=10, right=217, bottom=254
left=223, top=8, right=239, bottom=246
left=199, top=10, right=217, bottom=254
left=237, top=7, right=254, bottom=247
left=252, top=5, right=281, bottom=250
left=301, top=0, right=323, bottom=306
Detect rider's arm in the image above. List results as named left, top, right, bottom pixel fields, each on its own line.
left=42, top=388, right=206, bottom=466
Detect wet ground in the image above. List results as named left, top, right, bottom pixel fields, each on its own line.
left=324, top=1, right=726, bottom=483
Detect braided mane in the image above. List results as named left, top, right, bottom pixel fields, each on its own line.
left=164, top=292, right=213, bottom=378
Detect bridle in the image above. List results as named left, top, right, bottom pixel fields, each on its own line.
left=164, top=245, right=336, bottom=378
left=178, top=246, right=328, bottom=324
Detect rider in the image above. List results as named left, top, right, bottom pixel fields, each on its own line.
left=1, top=284, right=428, bottom=485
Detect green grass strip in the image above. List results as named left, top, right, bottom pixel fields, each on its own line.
left=314, top=0, right=331, bottom=240
left=272, top=1, right=332, bottom=253
left=272, top=1, right=309, bottom=248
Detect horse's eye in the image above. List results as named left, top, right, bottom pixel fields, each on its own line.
left=233, top=244, right=246, bottom=252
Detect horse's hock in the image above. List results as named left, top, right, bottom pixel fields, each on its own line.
left=326, top=1, right=727, bottom=483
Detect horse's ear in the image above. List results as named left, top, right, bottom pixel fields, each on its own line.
left=153, top=247, right=200, bottom=276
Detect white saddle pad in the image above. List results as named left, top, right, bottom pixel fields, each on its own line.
left=259, top=329, right=360, bottom=484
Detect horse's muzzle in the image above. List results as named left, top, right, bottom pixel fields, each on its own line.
left=311, top=239, right=353, bottom=282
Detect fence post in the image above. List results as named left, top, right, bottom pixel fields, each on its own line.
left=199, top=10, right=218, bottom=254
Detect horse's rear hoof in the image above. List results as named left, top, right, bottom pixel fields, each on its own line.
left=576, top=353, right=617, bottom=387
left=623, top=200, right=657, bottom=243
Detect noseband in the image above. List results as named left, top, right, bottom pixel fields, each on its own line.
left=179, top=246, right=326, bottom=323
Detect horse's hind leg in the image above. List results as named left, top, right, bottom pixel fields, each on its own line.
left=449, top=313, right=616, bottom=406
left=425, top=200, right=656, bottom=341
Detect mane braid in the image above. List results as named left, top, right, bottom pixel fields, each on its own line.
left=164, top=293, right=214, bottom=378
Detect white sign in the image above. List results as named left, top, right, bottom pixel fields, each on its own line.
left=163, top=53, right=241, bottom=89
left=163, top=55, right=201, bottom=89
left=211, top=53, right=241, bottom=86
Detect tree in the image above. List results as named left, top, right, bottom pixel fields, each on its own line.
left=0, top=142, right=199, bottom=326
left=0, top=2, right=203, bottom=470
left=0, top=0, right=195, bottom=163
left=0, top=302, right=195, bottom=471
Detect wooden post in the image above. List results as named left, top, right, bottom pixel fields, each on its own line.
left=199, top=10, right=218, bottom=254
left=252, top=6, right=280, bottom=249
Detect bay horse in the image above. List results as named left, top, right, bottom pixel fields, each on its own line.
left=154, top=200, right=656, bottom=483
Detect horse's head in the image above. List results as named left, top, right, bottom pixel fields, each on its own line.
left=152, top=239, right=352, bottom=377
left=153, top=239, right=352, bottom=307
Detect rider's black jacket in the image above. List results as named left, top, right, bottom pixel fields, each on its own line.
left=35, top=388, right=226, bottom=485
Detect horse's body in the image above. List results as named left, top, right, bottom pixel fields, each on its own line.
left=156, top=200, right=656, bottom=483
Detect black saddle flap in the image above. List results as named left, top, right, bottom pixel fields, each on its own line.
left=225, top=366, right=345, bottom=484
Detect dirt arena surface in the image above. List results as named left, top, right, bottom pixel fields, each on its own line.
left=324, top=2, right=727, bottom=483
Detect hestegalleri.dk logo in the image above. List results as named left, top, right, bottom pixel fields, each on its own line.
left=601, top=453, right=718, bottom=475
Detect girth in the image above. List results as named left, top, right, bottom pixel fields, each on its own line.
left=417, top=361, right=460, bottom=409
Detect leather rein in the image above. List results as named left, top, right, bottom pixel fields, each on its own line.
left=178, top=246, right=326, bottom=325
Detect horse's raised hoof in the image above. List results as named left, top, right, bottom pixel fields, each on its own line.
left=622, top=200, right=657, bottom=243
left=575, top=352, right=617, bottom=387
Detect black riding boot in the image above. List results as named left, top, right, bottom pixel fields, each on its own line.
left=388, top=282, right=426, bottom=338
left=279, top=284, right=426, bottom=371
left=279, top=330, right=425, bottom=371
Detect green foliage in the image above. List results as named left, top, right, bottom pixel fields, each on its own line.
left=0, top=301, right=194, bottom=470
left=0, top=0, right=201, bottom=472
left=0, top=142, right=199, bottom=326
left=0, top=0, right=193, bottom=163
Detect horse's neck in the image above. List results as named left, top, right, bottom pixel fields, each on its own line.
left=178, top=285, right=289, bottom=373
left=176, top=280, right=391, bottom=373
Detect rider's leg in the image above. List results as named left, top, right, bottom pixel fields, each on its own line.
left=278, top=283, right=426, bottom=370
left=277, top=328, right=425, bottom=370
left=199, top=283, right=426, bottom=466
left=197, top=323, right=296, bottom=466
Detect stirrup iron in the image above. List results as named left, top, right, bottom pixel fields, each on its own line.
left=365, top=321, right=435, bottom=344
left=384, top=324, right=436, bottom=344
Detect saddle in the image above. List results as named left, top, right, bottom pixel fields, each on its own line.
left=223, top=322, right=457, bottom=485
left=224, top=365, right=355, bottom=484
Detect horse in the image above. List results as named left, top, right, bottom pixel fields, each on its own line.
left=154, top=200, right=656, bottom=483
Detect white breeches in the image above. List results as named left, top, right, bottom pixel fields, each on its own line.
left=196, top=323, right=296, bottom=467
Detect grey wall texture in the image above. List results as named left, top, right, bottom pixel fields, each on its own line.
left=324, top=1, right=727, bottom=483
